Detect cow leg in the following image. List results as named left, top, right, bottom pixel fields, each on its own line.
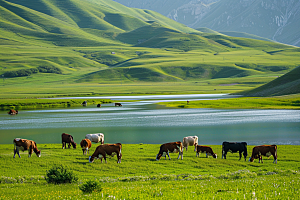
left=62, top=142, right=65, bottom=149
left=206, top=153, right=208, bottom=158
left=222, top=151, right=227, bottom=159
left=68, top=143, right=71, bottom=149
left=104, top=156, right=107, bottom=164
left=196, top=152, right=199, bottom=157
left=239, top=152, right=242, bottom=160
left=167, top=152, right=171, bottom=160
left=178, top=151, right=183, bottom=160
left=82, top=149, right=85, bottom=155
left=185, top=146, right=188, bottom=151
left=14, top=146, right=21, bottom=158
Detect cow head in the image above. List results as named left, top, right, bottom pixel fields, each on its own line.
left=249, top=157, right=254, bottom=162
left=156, top=154, right=161, bottom=161
left=35, top=150, right=41, bottom=157
left=213, top=153, right=217, bottom=159
left=71, top=142, right=77, bottom=149
left=89, top=156, right=94, bottom=163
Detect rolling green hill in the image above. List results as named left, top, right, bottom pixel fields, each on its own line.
left=241, top=65, right=300, bottom=97
left=0, top=0, right=300, bottom=97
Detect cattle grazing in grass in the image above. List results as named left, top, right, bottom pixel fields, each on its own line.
left=195, top=145, right=217, bottom=158
left=13, top=138, right=41, bottom=158
left=115, top=103, right=122, bottom=107
left=89, top=143, right=122, bottom=164
left=81, top=101, right=87, bottom=106
left=222, top=141, right=248, bottom=161
left=97, top=104, right=101, bottom=107
left=8, top=109, right=18, bottom=115
left=156, top=141, right=183, bottom=161
left=249, top=145, right=277, bottom=164
left=61, top=133, right=77, bottom=149
left=85, top=133, right=104, bottom=144
left=80, top=139, right=92, bottom=155
left=182, top=136, right=198, bottom=151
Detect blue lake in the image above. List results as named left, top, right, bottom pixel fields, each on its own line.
left=0, top=94, right=299, bottom=145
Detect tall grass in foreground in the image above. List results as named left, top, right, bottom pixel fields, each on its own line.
left=0, top=144, right=299, bottom=199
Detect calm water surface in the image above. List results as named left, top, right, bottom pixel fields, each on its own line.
left=0, top=94, right=299, bottom=145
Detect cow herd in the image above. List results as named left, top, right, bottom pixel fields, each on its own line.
left=12, top=134, right=278, bottom=164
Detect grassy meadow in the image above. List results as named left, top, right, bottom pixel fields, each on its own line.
left=159, top=94, right=300, bottom=110
left=0, top=144, right=299, bottom=199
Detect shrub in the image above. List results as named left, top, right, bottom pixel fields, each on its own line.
left=37, top=66, right=62, bottom=74
left=45, top=165, right=78, bottom=184
left=79, top=180, right=102, bottom=194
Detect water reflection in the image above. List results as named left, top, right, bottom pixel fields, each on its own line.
left=0, top=94, right=299, bottom=145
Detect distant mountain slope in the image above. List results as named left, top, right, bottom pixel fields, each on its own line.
left=113, top=0, right=300, bottom=47
left=242, top=65, right=300, bottom=96
left=0, top=0, right=196, bottom=47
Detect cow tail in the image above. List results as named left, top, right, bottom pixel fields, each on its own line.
left=275, top=145, right=277, bottom=158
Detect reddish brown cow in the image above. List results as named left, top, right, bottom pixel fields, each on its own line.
left=195, top=145, right=217, bottom=158
left=89, top=143, right=122, bottom=164
left=115, top=103, right=122, bottom=107
left=80, top=139, right=92, bottom=155
left=13, top=138, right=41, bottom=158
left=61, top=133, right=77, bottom=149
left=249, top=145, right=277, bottom=164
left=8, top=109, right=18, bottom=115
left=156, top=141, right=183, bottom=161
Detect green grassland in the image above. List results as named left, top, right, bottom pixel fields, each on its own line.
left=159, top=94, right=300, bottom=109
left=0, top=144, right=299, bottom=199
left=1, top=0, right=300, bottom=100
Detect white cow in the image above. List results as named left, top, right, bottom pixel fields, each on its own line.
left=182, top=136, right=198, bottom=151
left=85, top=133, right=104, bottom=144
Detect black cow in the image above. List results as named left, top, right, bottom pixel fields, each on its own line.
left=222, top=141, right=247, bottom=161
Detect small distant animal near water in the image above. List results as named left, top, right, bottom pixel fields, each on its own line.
left=13, top=138, right=41, bottom=158
left=8, top=109, right=18, bottom=115
left=61, top=133, right=77, bottom=149
left=115, top=103, right=122, bottom=106
left=81, top=101, right=87, bottom=106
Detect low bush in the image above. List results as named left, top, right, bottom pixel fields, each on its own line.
left=45, top=165, right=78, bottom=184
left=79, top=180, right=102, bottom=194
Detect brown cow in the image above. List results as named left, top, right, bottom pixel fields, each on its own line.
left=249, top=145, right=277, bottom=164
left=8, top=109, right=18, bottom=115
left=156, top=141, right=183, bottom=161
left=80, top=139, right=92, bottom=155
left=61, top=133, right=77, bottom=149
left=89, top=143, right=122, bottom=164
left=195, top=145, right=217, bottom=158
left=115, top=103, right=122, bottom=107
left=13, top=138, right=41, bottom=158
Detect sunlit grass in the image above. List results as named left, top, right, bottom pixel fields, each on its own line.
left=0, top=144, right=299, bottom=199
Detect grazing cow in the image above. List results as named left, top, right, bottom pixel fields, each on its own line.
left=80, top=139, right=92, bottom=155
left=156, top=141, right=183, bottom=161
left=182, top=136, right=198, bottom=151
left=61, top=133, right=77, bottom=149
left=222, top=141, right=248, bottom=161
left=97, top=104, right=101, bottom=107
left=13, top=138, right=41, bottom=158
left=195, top=145, right=217, bottom=158
left=249, top=145, right=277, bottom=164
left=89, top=143, right=122, bottom=163
left=8, top=109, right=18, bottom=115
left=81, top=101, right=87, bottom=106
left=115, top=103, right=122, bottom=107
left=85, top=133, right=104, bottom=144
